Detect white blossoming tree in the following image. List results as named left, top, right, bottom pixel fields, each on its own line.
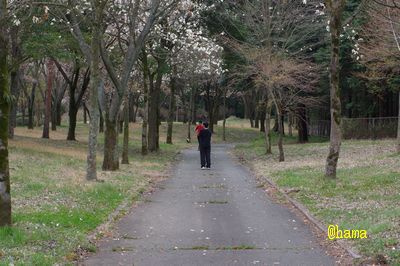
left=99, top=0, right=179, bottom=169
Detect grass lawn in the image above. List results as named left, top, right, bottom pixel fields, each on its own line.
left=235, top=134, right=400, bottom=265
left=0, top=119, right=258, bottom=265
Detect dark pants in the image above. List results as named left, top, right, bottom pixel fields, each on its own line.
left=200, top=146, right=211, bottom=168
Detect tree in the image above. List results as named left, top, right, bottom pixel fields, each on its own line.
left=100, top=0, right=177, bottom=165
left=7, top=2, right=32, bottom=139
left=325, top=0, right=347, bottom=178
left=163, top=1, right=213, bottom=144
left=146, top=38, right=168, bottom=152
left=219, top=0, right=324, bottom=161
left=121, top=97, right=130, bottom=164
left=22, top=67, right=38, bottom=130
left=202, top=80, right=223, bottom=133
left=12, top=2, right=73, bottom=137
left=51, top=68, right=67, bottom=130
left=264, top=98, right=273, bottom=154
left=0, top=0, right=11, bottom=226
left=204, top=0, right=327, bottom=159
left=244, top=49, right=320, bottom=161
left=222, top=86, right=228, bottom=141
left=166, top=65, right=177, bottom=144
left=39, top=0, right=107, bottom=179
left=140, top=48, right=149, bottom=155
left=42, top=59, right=54, bottom=138
left=8, top=26, right=23, bottom=139
left=54, top=59, right=90, bottom=141
left=297, top=103, right=309, bottom=143
left=66, top=0, right=108, bottom=180
left=358, top=1, right=400, bottom=153
left=86, top=2, right=105, bottom=179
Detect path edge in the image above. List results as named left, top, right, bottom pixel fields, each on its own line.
left=230, top=147, right=362, bottom=260
left=78, top=150, right=183, bottom=263
left=260, top=174, right=362, bottom=260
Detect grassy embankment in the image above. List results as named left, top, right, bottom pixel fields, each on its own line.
left=0, top=119, right=259, bottom=265
left=235, top=124, right=400, bottom=265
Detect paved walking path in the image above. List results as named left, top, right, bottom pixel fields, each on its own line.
left=85, top=144, right=334, bottom=266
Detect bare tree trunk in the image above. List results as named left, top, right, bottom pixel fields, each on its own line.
left=56, top=100, right=62, bottom=126
left=156, top=105, right=160, bottom=150
left=166, top=67, right=176, bottom=144
left=277, top=107, right=285, bottom=162
left=121, top=101, right=129, bottom=164
left=182, top=107, right=188, bottom=124
left=102, top=85, right=121, bottom=170
left=259, top=110, right=266, bottom=132
left=129, top=92, right=139, bottom=123
left=166, top=97, right=174, bottom=144
left=273, top=116, right=278, bottom=132
left=54, top=83, right=66, bottom=130
left=297, top=104, right=309, bottom=143
left=67, top=107, right=78, bottom=141
left=325, top=0, right=345, bottom=178
left=254, top=111, right=259, bottom=128
left=8, top=71, right=19, bottom=138
left=176, top=103, right=179, bottom=122
left=208, top=84, right=221, bottom=133
left=21, top=103, right=25, bottom=126
left=28, top=83, right=36, bottom=130
left=141, top=51, right=149, bottom=155
left=397, top=92, right=400, bottom=153
left=186, top=87, right=196, bottom=143
left=270, top=89, right=284, bottom=161
left=142, top=103, right=148, bottom=155
left=242, top=94, right=254, bottom=128
left=213, top=101, right=220, bottom=126
left=288, top=112, right=293, bottom=137
left=51, top=100, right=57, bottom=131
left=133, top=104, right=139, bottom=123
left=192, top=91, right=197, bottom=125
left=83, top=105, right=88, bottom=124
left=28, top=108, right=34, bottom=129
left=264, top=100, right=272, bottom=154
left=0, top=0, right=11, bottom=226
left=129, top=93, right=134, bottom=122
left=35, top=100, right=41, bottom=127
left=148, top=68, right=162, bottom=152
left=42, top=59, right=54, bottom=139
left=86, top=6, right=103, bottom=181
left=99, top=107, right=104, bottom=133
left=102, top=117, right=119, bottom=170
left=222, top=89, right=227, bottom=141
left=147, top=85, right=157, bottom=151
left=8, top=27, right=22, bottom=139
left=187, top=87, right=196, bottom=142
left=118, top=110, right=123, bottom=134
left=119, top=117, right=124, bottom=134
left=187, top=113, right=191, bottom=143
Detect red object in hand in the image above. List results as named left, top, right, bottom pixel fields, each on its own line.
left=195, top=124, right=205, bottom=136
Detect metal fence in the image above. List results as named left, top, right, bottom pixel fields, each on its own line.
left=309, top=117, right=398, bottom=139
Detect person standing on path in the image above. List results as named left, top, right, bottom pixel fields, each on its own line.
left=198, top=122, right=212, bottom=169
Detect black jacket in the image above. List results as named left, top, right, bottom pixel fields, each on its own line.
left=198, top=128, right=212, bottom=148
